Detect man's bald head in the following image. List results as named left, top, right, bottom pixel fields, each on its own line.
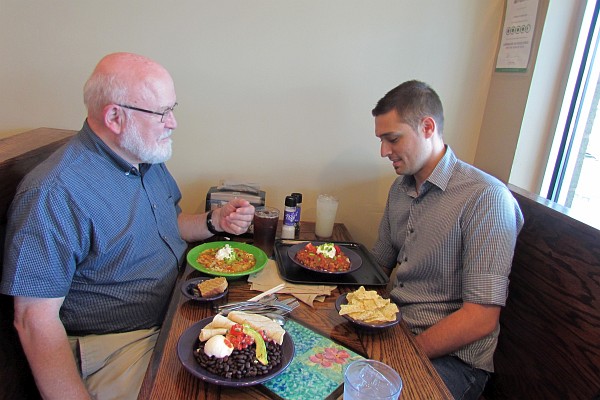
left=83, top=52, right=173, bottom=120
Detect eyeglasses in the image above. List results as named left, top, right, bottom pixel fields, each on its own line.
left=118, top=102, right=178, bottom=123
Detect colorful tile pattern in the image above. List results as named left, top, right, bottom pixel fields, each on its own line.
left=262, top=320, right=364, bottom=399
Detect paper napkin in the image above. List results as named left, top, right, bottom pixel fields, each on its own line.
left=248, top=260, right=336, bottom=307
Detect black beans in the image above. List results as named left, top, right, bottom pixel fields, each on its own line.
left=193, top=341, right=283, bottom=379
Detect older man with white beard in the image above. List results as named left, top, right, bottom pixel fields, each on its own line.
left=0, top=52, right=255, bottom=400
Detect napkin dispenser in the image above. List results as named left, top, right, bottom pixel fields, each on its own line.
left=205, top=185, right=266, bottom=211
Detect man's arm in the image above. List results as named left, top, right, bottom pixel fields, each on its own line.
left=414, top=185, right=522, bottom=358
left=14, top=296, right=91, bottom=400
left=414, top=302, right=501, bottom=358
left=177, top=198, right=255, bottom=242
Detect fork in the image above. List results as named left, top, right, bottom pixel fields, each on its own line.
left=277, top=297, right=300, bottom=310
left=213, top=291, right=301, bottom=316
left=215, top=301, right=293, bottom=314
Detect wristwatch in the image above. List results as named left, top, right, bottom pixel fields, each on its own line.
left=206, top=210, right=223, bottom=235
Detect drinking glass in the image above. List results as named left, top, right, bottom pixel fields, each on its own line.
left=344, top=359, right=402, bottom=400
left=253, top=206, right=279, bottom=257
left=315, top=194, right=339, bottom=238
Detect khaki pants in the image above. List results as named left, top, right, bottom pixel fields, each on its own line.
left=68, top=327, right=159, bottom=400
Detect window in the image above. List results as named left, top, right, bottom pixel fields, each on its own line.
left=542, top=0, right=600, bottom=225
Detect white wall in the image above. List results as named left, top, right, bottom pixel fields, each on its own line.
left=0, top=0, right=504, bottom=247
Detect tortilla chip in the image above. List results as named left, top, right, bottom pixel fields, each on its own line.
left=340, top=286, right=399, bottom=323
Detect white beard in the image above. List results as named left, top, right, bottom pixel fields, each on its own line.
left=120, top=118, right=172, bottom=164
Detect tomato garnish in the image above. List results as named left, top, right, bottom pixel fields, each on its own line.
left=229, top=324, right=244, bottom=336
left=226, top=324, right=256, bottom=350
left=305, top=243, right=317, bottom=253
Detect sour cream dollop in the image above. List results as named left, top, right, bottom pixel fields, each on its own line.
left=316, top=243, right=336, bottom=258
left=204, top=335, right=234, bottom=358
left=215, top=244, right=235, bottom=262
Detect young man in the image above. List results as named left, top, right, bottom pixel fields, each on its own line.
left=371, top=80, right=524, bottom=400
left=1, top=52, right=255, bottom=400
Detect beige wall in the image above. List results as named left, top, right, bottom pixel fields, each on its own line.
left=512, top=0, right=587, bottom=193
left=0, top=1, right=506, bottom=248
left=474, top=0, right=548, bottom=183
left=475, top=0, right=588, bottom=195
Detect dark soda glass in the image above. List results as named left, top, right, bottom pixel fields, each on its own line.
left=253, top=207, right=279, bottom=257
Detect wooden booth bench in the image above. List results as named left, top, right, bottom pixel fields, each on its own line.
left=484, top=185, right=600, bottom=399
left=1, top=128, right=599, bottom=399
left=0, top=128, right=76, bottom=400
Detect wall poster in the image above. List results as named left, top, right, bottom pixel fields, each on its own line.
left=496, top=0, right=540, bottom=72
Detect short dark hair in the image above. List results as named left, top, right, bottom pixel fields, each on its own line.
left=372, top=80, right=444, bottom=134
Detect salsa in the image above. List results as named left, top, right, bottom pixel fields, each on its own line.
left=295, top=242, right=351, bottom=272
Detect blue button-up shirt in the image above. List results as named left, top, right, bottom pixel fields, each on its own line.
left=1, top=121, right=187, bottom=334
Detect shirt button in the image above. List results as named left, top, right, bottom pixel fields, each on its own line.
left=404, top=257, right=408, bottom=262
left=153, top=204, right=158, bottom=209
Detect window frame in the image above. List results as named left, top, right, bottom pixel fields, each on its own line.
left=545, top=0, right=600, bottom=203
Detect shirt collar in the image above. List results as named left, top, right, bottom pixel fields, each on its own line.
left=79, top=120, right=152, bottom=177
left=400, top=145, right=457, bottom=193
left=426, top=145, right=457, bottom=191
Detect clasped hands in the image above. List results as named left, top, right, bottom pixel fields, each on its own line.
left=213, top=198, right=255, bottom=236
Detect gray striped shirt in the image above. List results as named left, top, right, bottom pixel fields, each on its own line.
left=372, top=146, right=523, bottom=372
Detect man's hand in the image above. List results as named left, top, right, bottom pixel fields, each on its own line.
left=213, top=198, right=255, bottom=235
left=178, top=198, right=256, bottom=242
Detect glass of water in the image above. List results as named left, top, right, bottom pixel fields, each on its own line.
left=343, top=359, right=402, bottom=400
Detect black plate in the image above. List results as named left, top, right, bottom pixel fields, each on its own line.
left=180, top=277, right=229, bottom=302
left=335, top=293, right=401, bottom=330
left=274, top=240, right=389, bottom=286
left=287, top=242, right=362, bottom=274
left=177, top=317, right=295, bottom=387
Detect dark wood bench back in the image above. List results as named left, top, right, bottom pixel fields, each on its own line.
left=0, top=128, right=76, bottom=400
left=487, top=184, right=600, bottom=399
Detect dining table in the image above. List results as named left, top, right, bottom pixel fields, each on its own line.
left=137, top=222, right=452, bottom=400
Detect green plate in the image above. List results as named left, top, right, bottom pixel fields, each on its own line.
left=186, top=241, right=268, bottom=277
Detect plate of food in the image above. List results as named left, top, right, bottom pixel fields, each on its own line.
left=181, top=276, right=229, bottom=302
left=187, top=242, right=268, bottom=277
left=335, top=286, right=401, bottom=330
left=177, top=311, right=294, bottom=387
left=287, top=241, right=362, bottom=274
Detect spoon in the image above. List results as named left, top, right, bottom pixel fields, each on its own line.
left=264, top=313, right=287, bottom=326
